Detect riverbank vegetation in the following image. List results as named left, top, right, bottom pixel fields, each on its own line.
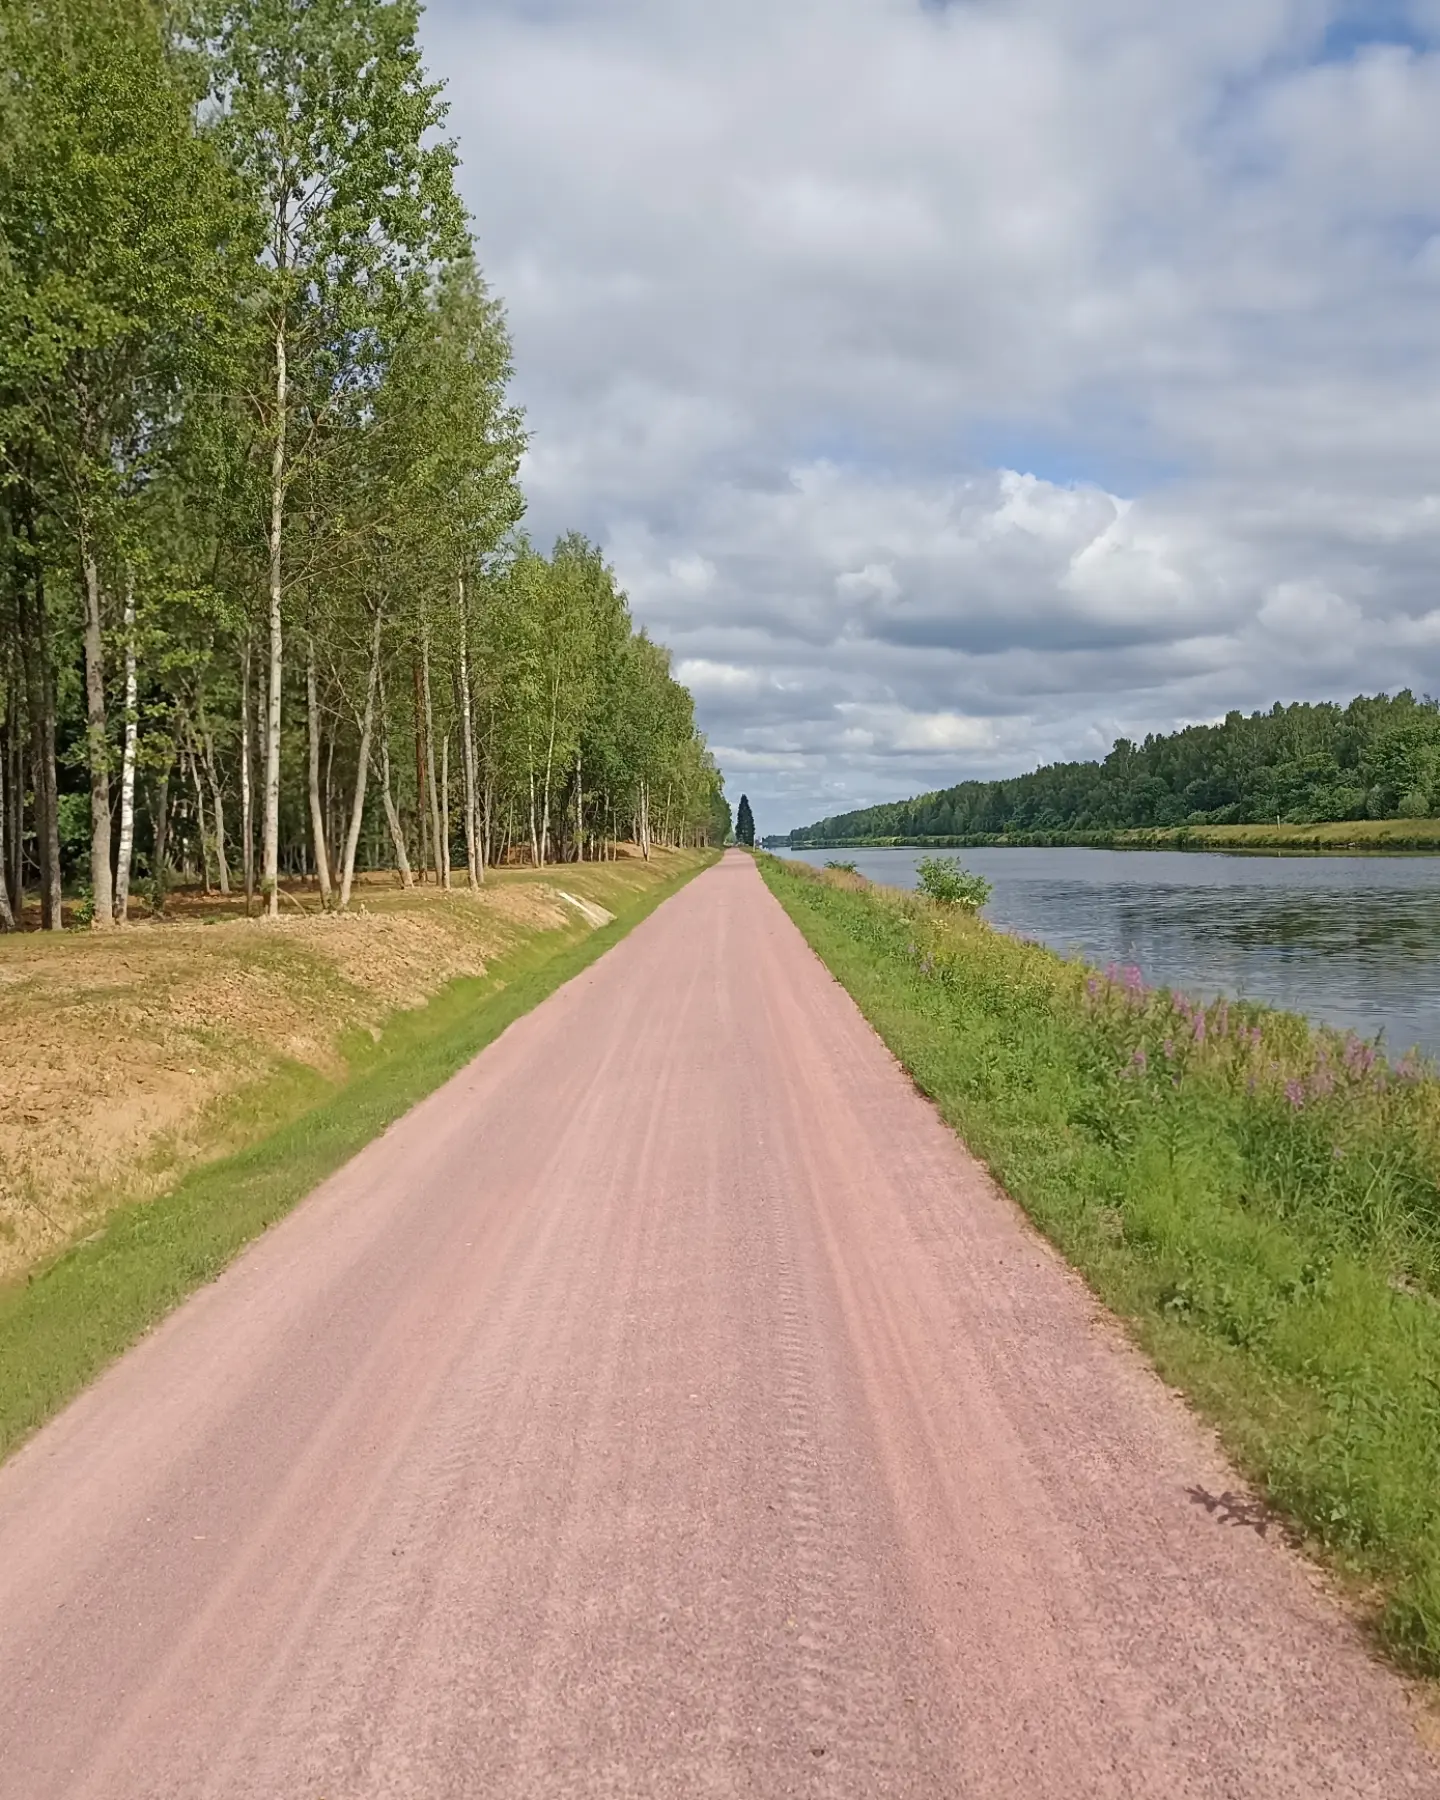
left=0, top=0, right=725, bottom=934
left=785, top=818, right=1440, bottom=854
left=792, top=691, right=1440, bottom=847
left=761, top=854, right=1440, bottom=1676
left=0, top=848, right=711, bottom=1458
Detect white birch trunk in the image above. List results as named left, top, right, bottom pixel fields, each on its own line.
left=377, top=735, right=414, bottom=887
left=113, top=577, right=138, bottom=922
left=81, top=545, right=114, bottom=927
left=339, top=610, right=382, bottom=910
left=539, top=673, right=559, bottom=866
left=420, top=621, right=446, bottom=889
left=457, top=576, right=480, bottom=886
left=262, top=312, right=287, bottom=918
left=240, top=639, right=254, bottom=911
left=440, top=733, right=451, bottom=889
left=305, top=639, right=333, bottom=906
left=375, top=663, right=414, bottom=888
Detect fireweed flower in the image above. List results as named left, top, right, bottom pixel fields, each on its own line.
left=1285, top=1079, right=1306, bottom=1110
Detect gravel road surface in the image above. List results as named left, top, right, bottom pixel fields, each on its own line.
left=0, top=851, right=1434, bottom=1797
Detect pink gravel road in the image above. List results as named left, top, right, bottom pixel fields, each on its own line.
left=0, top=851, right=1435, bottom=1797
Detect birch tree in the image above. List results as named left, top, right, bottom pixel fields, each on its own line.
left=0, top=0, right=231, bottom=925
left=212, top=0, right=464, bottom=914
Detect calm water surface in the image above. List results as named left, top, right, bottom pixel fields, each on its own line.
left=790, top=846, right=1440, bottom=1059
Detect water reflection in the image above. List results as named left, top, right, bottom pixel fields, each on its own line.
left=789, top=846, right=1440, bottom=1058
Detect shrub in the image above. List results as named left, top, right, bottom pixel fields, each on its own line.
left=915, top=854, right=992, bottom=910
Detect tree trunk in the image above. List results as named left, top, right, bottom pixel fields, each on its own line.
left=0, top=741, right=15, bottom=931
left=482, top=693, right=496, bottom=872
left=305, top=638, right=333, bottom=906
left=113, top=576, right=138, bottom=922
left=338, top=609, right=382, bottom=911
left=539, top=673, right=559, bottom=867
left=24, top=570, right=62, bottom=929
left=413, top=659, right=429, bottom=881
left=240, top=638, right=254, bottom=912
left=150, top=758, right=172, bottom=915
left=456, top=576, right=480, bottom=886
left=440, top=732, right=451, bottom=889
left=2, top=675, right=22, bottom=922
left=377, top=734, right=414, bottom=888
left=184, top=735, right=214, bottom=894
left=483, top=771, right=494, bottom=875
left=263, top=312, right=288, bottom=917
left=574, top=748, right=584, bottom=863
left=373, top=664, right=413, bottom=888
left=80, top=544, right=115, bottom=927
left=420, top=622, right=446, bottom=890
left=199, top=709, right=230, bottom=895
left=323, top=723, right=336, bottom=890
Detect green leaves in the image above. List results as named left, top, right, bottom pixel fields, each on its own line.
left=211, top=0, right=465, bottom=339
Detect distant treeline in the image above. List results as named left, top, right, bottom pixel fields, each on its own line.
left=790, top=692, right=1440, bottom=846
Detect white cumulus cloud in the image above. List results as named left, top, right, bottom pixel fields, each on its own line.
left=425, top=0, right=1440, bottom=834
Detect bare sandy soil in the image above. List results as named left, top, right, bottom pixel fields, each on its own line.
left=0, top=859, right=664, bottom=1280
left=0, top=851, right=1434, bottom=1796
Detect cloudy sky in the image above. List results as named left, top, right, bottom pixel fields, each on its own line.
left=423, top=0, right=1440, bottom=834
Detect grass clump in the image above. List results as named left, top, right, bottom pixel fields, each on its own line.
left=761, top=854, right=1440, bottom=1676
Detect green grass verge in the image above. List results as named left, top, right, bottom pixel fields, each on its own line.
left=759, top=854, right=1440, bottom=1675
left=785, top=817, right=1440, bottom=853
left=0, top=855, right=712, bottom=1463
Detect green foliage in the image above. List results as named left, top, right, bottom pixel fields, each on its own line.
left=763, top=856, right=1440, bottom=1676
left=0, top=0, right=727, bottom=928
left=792, top=691, right=1440, bottom=846
left=825, top=859, right=858, bottom=872
left=914, top=854, right=991, bottom=909
left=735, top=793, right=755, bottom=847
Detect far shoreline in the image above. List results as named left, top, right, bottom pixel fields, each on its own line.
left=776, top=819, right=1440, bottom=857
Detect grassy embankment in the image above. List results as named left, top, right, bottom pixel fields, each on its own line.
left=761, top=853, right=1440, bottom=1674
left=792, top=817, right=1440, bottom=853
left=0, top=850, right=711, bottom=1461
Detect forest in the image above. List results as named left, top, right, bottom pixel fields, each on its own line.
left=0, top=0, right=727, bottom=930
left=792, top=691, right=1440, bottom=845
